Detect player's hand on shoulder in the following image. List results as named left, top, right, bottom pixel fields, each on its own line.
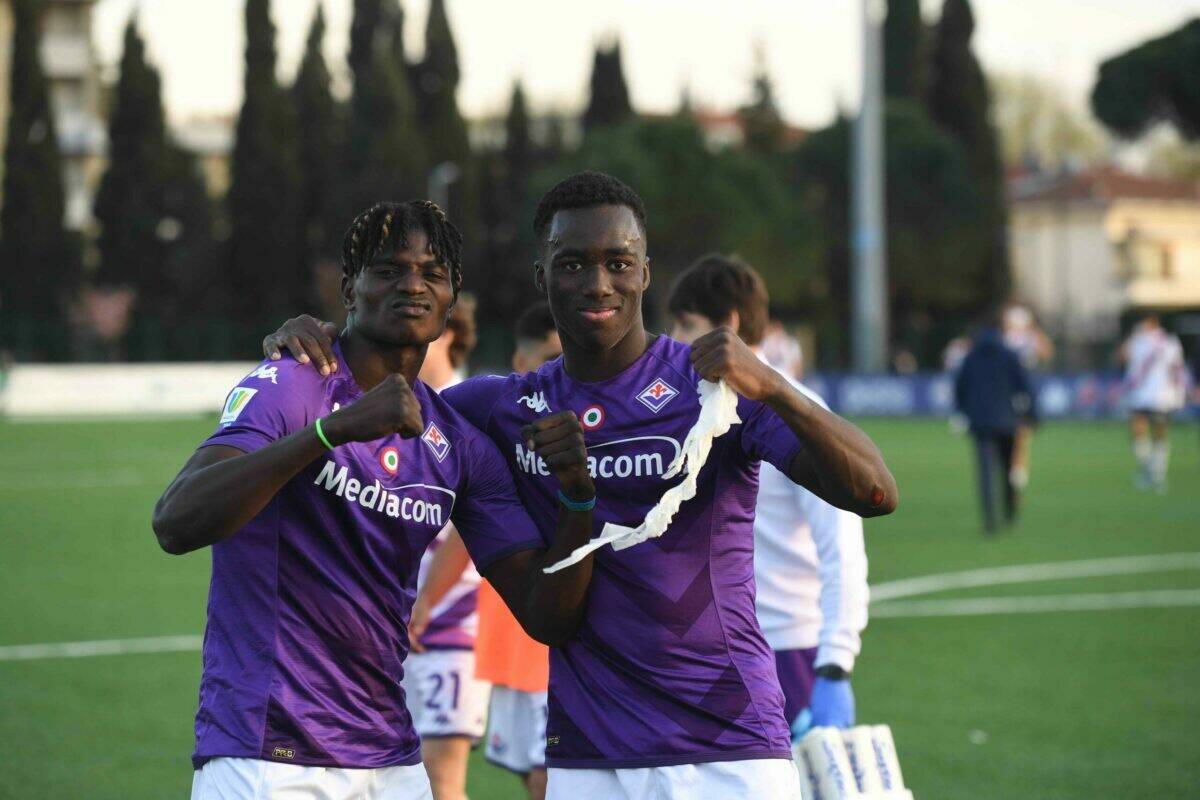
left=689, top=326, right=781, bottom=401
left=323, top=373, right=424, bottom=444
left=521, top=411, right=594, bottom=499
left=263, top=315, right=339, bottom=376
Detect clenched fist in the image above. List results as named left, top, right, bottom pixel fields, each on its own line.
left=321, top=373, right=424, bottom=445
left=521, top=412, right=595, bottom=500
left=689, top=326, right=783, bottom=402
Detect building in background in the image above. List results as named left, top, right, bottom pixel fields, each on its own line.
left=0, top=0, right=106, bottom=230
left=1009, top=167, right=1200, bottom=365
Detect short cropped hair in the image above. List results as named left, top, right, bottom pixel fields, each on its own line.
left=445, top=293, right=477, bottom=368
left=667, top=254, right=770, bottom=346
left=533, top=171, right=647, bottom=240
left=513, top=301, right=557, bottom=346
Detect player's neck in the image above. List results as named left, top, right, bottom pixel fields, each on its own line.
left=561, top=322, right=654, bottom=382
left=339, top=329, right=427, bottom=391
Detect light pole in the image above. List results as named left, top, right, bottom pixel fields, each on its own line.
left=852, top=0, right=888, bottom=372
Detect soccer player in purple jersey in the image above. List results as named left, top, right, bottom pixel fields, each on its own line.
left=153, top=200, right=599, bottom=799
left=266, top=172, right=897, bottom=799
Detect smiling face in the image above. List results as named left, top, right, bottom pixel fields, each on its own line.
left=343, top=228, right=456, bottom=348
left=535, top=204, right=649, bottom=354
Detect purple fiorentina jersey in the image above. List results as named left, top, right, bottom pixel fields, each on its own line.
left=443, top=335, right=801, bottom=769
left=192, top=346, right=543, bottom=769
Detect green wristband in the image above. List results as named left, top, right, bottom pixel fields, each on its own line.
left=314, top=417, right=335, bottom=450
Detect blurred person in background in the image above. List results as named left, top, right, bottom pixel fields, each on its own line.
left=1117, top=314, right=1187, bottom=493
left=667, top=254, right=868, bottom=742
left=1002, top=304, right=1053, bottom=493
left=954, top=309, right=1037, bottom=533
left=402, top=295, right=495, bottom=800
left=761, top=319, right=804, bottom=379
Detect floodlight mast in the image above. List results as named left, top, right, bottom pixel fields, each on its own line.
left=852, top=0, right=888, bottom=373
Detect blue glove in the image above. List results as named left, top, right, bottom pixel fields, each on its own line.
left=791, top=676, right=855, bottom=741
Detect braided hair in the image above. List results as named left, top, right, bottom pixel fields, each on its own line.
left=341, top=200, right=464, bottom=294
left=533, top=171, right=647, bottom=241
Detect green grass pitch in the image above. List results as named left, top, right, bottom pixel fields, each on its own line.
left=0, top=417, right=1197, bottom=798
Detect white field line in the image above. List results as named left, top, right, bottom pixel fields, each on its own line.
left=5, top=554, right=1200, bottom=662
left=0, top=634, right=202, bottom=661
left=872, top=589, right=1200, bottom=618
left=869, top=553, right=1200, bottom=601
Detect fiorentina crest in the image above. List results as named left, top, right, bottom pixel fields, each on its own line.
left=421, top=422, right=451, bottom=462
left=636, top=378, right=678, bottom=414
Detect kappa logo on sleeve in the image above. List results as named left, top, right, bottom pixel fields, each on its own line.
left=636, top=378, right=679, bottom=413
left=220, top=387, right=258, bottom=425
left=248, top=364, right=279, bottom=384
left=421, top=422, right=451, bottom=462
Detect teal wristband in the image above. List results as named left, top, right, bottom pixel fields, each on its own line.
left=314, top=417, right=335, bottom=450
left=557, top=489, right=596, bottom=512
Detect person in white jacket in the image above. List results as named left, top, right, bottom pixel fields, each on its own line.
left=668, top=254, right=868, bottom=739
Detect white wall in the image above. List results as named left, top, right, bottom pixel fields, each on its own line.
left=1, top=363, right=259, bottom=417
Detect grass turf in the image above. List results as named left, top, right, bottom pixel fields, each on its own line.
left=0, top=417, right=1196, bottom=798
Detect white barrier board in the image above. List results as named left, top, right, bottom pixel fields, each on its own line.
left=1, top=363, right=260, bottom=417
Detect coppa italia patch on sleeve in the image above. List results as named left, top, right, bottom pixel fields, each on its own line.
left=220, top=387, right=258, bottom=425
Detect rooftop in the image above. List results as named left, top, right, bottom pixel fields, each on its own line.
left=1010, top=166, right=1200, bottom=205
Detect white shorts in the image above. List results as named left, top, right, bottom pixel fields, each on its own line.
left=401, top=648, right=490, bottom=739
left=190, top=757, right=432, bottom=799
left=546, top=758, right=801, bottom=800
left=485, top=686, right=548, bottom=774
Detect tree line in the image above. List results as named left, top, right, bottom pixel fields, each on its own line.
left=8, top=0, right=1181, bottom=367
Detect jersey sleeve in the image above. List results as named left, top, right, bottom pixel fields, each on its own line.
left=452, top=428, right=547, bottom=572
left=737, top=395, right=804, bottom=474
left=201, top=363, right=315, bottom=455
left=441, top=374, right=511, bottom=431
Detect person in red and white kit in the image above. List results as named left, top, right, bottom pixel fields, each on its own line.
left=404, top=295, right=493, bottom=800
left=1117, top=314, right=1188, bottom=493
left=668, top=255, right=868, bottom=740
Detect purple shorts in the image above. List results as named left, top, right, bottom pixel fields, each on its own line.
left=773, top=647, right=818, bottom=726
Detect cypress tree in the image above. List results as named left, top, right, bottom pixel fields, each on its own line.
left=415, top=0, right=470, bottom=170
left=583, top=42, right=634, bottom=132
left=1, top=0, right=76, bottom=348
left=227, top=0, right=303, bottom=319
left=293, top=4, right=343, bottom=284
left=94, top=18, right=169, bottom=297
left=415, top=0, right=474, bottom=247
left=885, top=0, right=924, bottom=100
left=344, top=0, right=425, bottom=216
left=926, top=0, right=1009, bottom=303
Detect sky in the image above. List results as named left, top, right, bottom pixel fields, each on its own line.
left=91, top=0, right=1200, bottom=129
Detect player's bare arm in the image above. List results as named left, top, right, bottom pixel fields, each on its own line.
left=482, top=411, right=597, bottom=648
left=690, top=326, right=898, bottom=517
left=152, top=373, right=424, bottom=554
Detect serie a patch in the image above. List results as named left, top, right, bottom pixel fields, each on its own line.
left=220, top=387, right=257, bottom=425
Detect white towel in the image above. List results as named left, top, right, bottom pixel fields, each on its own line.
left=543, top=379, right=741, bottom=574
